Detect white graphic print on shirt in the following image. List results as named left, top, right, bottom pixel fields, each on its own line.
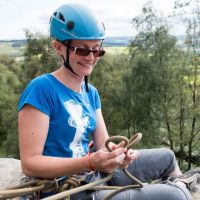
left=64, top=100, right=89, bottom=158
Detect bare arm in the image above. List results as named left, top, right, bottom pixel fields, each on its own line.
left=18, top=105, right=90, bottom=178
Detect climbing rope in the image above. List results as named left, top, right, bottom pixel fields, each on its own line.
left=0, top=178, right=60, bottom=200
left=0, top=133, right=143, bottom=200
left=105, top=133, right=144, bottom=188
left=102, top=133, right=144, bottom=200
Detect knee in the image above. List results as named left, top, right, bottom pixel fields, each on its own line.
left=161, top=147, right=176, bottom=171
left=161, top=147, right=175, bottom=161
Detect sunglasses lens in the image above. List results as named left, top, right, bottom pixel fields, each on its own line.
left=72, top=47, right=106, bottom=57
left=76, top=48, right=91, bottom=56
left=95, top=50, right=105, bottom=57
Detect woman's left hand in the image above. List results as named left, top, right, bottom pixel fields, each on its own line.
left=120, top=149, right=139, bottom=168
left=111, top=143, right=140, bottom=169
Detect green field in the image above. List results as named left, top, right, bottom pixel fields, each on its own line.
left=0, top=42, right=24, bottom=57
left=104, top=46, right=129, bottom=54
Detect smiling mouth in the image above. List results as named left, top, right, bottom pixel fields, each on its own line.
left=77, top=62, right=93, bottom=68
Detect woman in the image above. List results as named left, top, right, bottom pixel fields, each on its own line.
left=18, top=3, right=199, bottom=200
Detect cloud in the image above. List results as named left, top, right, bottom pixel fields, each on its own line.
left=0, top=0, right=177, bottom=40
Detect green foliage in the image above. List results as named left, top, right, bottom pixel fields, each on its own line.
left=126, top=0, right=200, bottom=168
left=127, top=2, right=180, bottom=147
left=90, top=51, right=130, bottom=135
left=20, top=30, right=59, bottom=89
left=0, top=55, right=21, bottom=157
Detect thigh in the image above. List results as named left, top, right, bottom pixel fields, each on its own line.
left=88, top=182, right=192, bottom=200
left=109, top=148, right=176, bottom=186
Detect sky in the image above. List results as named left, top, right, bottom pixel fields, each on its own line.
left=0, top=0, right=177, bottom=40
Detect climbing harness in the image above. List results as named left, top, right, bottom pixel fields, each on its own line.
left=0, top=133, right=143, bottom=200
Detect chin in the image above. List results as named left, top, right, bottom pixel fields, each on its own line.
left=82, top=70, right=93, bottom=76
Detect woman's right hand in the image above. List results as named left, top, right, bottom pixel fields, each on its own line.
left=89, top=147, right=127, bottom=173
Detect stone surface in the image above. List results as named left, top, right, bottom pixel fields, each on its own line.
left=192, top=187, right=200, bottom=200
left=0, top=158, right=25, bottom=190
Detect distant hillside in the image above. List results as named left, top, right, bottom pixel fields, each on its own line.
left=0, top=37, right=131, bottom=47
left=0, top=37, right=132, bottom=57
left=0, top=35, right=186, bottom=47
left=0, top=35, right=186, bottom=57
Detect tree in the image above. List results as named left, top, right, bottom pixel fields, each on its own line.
left=174, top=0, right=200, bottom=168
left=127, top=1, right=180, bottom=146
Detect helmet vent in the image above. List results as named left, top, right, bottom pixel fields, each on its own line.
left=58, top=13, right=65, bottom=22
left=102, top=22, right=105, bottom=31
left=66, top=21, right=75, bottom=30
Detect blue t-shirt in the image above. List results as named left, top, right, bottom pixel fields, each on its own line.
left=18, top=73, right=101, bottom=158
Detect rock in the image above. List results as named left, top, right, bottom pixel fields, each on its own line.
left=192, top=186, right=200, bottom=200
left=0, top=158, right=25, bottom=190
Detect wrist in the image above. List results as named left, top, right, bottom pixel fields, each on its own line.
left=87, top=153, right=95, bottom=171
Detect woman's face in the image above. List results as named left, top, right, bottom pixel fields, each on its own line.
left=67, top=40, right=102, bottom=77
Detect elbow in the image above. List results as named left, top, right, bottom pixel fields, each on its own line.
left=21, top=161, right=35, bottom=178
left=20, top=156, right=41, bottom=178
left=20, top=156, right=52, bottom=179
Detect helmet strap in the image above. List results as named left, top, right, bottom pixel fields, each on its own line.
left=61, top=40, right=78, bottom=76
left=84, top=76, right=89, bottom=92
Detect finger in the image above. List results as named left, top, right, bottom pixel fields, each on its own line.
left=106, top=147, right=127, bottom=160
left=126, top=150, right=140, bottom=159
left=121, top=163, right=129, bottom=169
left=120, top=157, right=131, bottom=169
left=108, top=153, right=126, bottom=166
left=112, top=141, right=126, bottom=150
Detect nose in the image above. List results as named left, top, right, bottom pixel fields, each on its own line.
left=84, top=52, right=95, bottom=60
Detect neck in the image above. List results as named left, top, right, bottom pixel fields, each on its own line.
left=52, top=66, right=83, bottom=93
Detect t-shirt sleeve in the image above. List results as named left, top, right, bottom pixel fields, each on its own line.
left=18, top=77, right=52, bottom=116
left=87, top=83, right=101, bottom=110
left=94, top=88, right=101, bottom=109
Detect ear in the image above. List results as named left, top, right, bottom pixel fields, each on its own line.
left=52, top=40, right=63, bottom=55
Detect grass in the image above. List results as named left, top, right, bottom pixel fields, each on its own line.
left=104, top=46, right=129, bottom=54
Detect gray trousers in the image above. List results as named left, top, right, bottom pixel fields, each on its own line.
left=71, top=148, right=192, bottom=200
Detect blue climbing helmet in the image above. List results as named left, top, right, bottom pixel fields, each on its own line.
left=49, top=3, right=105, bottom=41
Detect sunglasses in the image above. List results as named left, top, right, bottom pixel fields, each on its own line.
left=69, top=46, right=105, bottom=57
